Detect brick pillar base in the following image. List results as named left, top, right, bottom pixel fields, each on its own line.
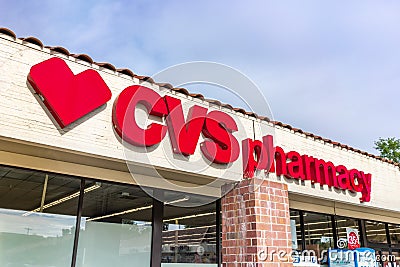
left=221, top=178, right=292, bottom=267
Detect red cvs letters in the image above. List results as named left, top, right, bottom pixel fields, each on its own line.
left=113, top=85, right=240, bottom=164
left=113, top=85, right=168, bottom=146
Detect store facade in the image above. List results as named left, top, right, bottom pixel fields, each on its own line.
left=0, top=27, right=400, bottom=267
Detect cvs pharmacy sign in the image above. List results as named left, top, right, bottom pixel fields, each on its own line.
left=28, top=57, right=372, bottom=202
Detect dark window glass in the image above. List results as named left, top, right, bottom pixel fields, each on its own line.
left=0, top=165, right=80, bottom=267
left=335, top=216, right=360, bottom=245
left=303, top=212, right=334, bottom=261
left=365, top=221, right=388, bottom=244
left=162, top=193, right=217, bottom=265
left=389, top=224, right=400, bottom=245
left=290, top=210, right=303, bottom=251
left=76, top=181, right=153, bottom=267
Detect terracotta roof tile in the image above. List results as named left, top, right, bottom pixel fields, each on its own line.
left=0, top=27, right=16, bottom=39
left=246, top=112, right=258, bottom=118
left=173, top=87, right=189, bottom=95
left=233, top=108, right=247, bottom=115
left=116, top=68, right=135, bottom=77
left=292, top=127, right=303, bottom=133
left=156, top=83, right=174, bottom=89
left=95, top=62, right=116, bottom=71
left=71, top=54, right=94, bottom=64
left=134, top=75, right=155, bottom=83
left=282, top=123, right=293, bottom=130
left=20, top=36, right=43, bottom=48
left=189, top=93, right=205, bottom=100
left=206, top=99, right=222, bottom=106
left=258, top=116, right=271, bottom=122
left=46, top=46, right=70, bottom=56
left=304, top=131, right=313, bottom=137
left=1, top=26, right=397, bottom=168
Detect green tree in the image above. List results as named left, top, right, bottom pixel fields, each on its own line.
left=374, top=137, right=400, bottom=163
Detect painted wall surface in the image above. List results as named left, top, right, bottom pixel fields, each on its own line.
left=0, top=34, right=399, bottom=213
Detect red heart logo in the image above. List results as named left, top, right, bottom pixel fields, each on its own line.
left=28, top=57, right=112, bottom=128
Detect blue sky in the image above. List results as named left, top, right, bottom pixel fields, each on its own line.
left=1, top=0, right=400, bottom=154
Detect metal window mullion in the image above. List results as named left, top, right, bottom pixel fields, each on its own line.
left=216, top=199, right=221, bottom=266
left=299, top=210, right=306, bottom=250
left=332, top=215, right=338, bottom=249
left=386, top=221, right=393, bottom=260
left=71, top=178, right=85, bottom=267
left=151, top=192, right=164, bottom=267
left=358, top=219, right=365, bottom=247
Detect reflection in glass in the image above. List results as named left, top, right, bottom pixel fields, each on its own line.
left=365, top=220, right=388, bottom=244
left=389, top=224, right=400, bottom=245
left=0, top=209, right=77, bottom=266
left=290, top=210, right=302, bottom=251
left=0, top=165, right=80, bottom=267
left=76, top=181, right=153, bottom=267
left=162, top=200, right=217, bottom=265
left=303, top=212, right=333, bottom=265
left=335, top=216, right=359, bottom=245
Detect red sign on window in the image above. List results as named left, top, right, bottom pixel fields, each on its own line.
left=347, top=228, right=360, bottom=250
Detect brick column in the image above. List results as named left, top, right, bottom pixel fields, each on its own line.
left=221, top=178, right=292, bottom=267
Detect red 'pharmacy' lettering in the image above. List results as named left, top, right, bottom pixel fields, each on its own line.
left=242, top=136, right=372, bottom=203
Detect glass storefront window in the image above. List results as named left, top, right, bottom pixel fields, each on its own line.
left=303, top=212, right=333, bottom=265
left=290, top=210, right=303, bottom=251
left=365, top=220, right=388, bottom=244
left=388, top=223, right=400, bottom=245
left=76, top=181, right=153, bottom=267
left=335, top=216, right=360, bottom=246
left=162, top=196, right=217, bottom=266
left=0, top=165, right=80, bottom=267
left=0, top=165, right=222, bottom=266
